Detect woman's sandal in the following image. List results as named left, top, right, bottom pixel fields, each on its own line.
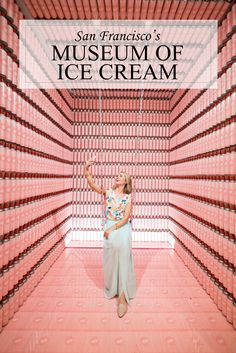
left=117, top=302, right=127, bottom=318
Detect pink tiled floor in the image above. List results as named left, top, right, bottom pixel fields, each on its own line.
left=67, top=240, right=173, bottom=248
left=0, top=247, right=235, bottom=353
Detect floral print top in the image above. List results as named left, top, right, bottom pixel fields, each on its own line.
left=104, top=189, right=132, bottom=220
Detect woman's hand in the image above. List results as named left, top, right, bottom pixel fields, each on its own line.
left=85, top=157, right=96, bottom=169
left=104, top=227, right=115, bottom=239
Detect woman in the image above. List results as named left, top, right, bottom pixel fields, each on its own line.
left=84, top=158, right=137, bottom=318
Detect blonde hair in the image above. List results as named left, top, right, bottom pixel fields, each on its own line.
left=112, top=171, right=132, bottom=194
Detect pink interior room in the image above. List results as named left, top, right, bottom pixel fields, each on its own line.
left=0, top=0, right=236, bottom=352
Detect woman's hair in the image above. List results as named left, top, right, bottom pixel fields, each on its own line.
left=112, top=171, right=132, bottom=194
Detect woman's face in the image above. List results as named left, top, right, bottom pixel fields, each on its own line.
left=115, top=172, right=126, bottom=187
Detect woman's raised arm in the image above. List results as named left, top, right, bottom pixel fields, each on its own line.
left=84, top=158, right=106, bottom=196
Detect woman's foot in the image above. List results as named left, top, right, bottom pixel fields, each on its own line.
left=117, top=292, right=128, bottom=317
left=117, top=302, right=127, bottom=317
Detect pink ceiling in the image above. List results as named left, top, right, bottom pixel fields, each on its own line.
left=22, top=0, right=231, bottom=21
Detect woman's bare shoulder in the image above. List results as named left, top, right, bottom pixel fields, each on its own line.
left=104, top=188, right=112, bottom=196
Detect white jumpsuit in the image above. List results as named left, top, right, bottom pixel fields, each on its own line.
left=102, top=189, right=137, bottom=305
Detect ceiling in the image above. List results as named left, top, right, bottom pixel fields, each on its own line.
left=18, top=0, right=232, bottom=21
left=17, top=0, right=233, bottom=100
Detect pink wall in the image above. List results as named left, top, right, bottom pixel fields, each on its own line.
left=169, top=6, right=236, bottom=326
left=0, top=1, right=74, bottom=330
left=72, top=95, right=170, bottom=239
